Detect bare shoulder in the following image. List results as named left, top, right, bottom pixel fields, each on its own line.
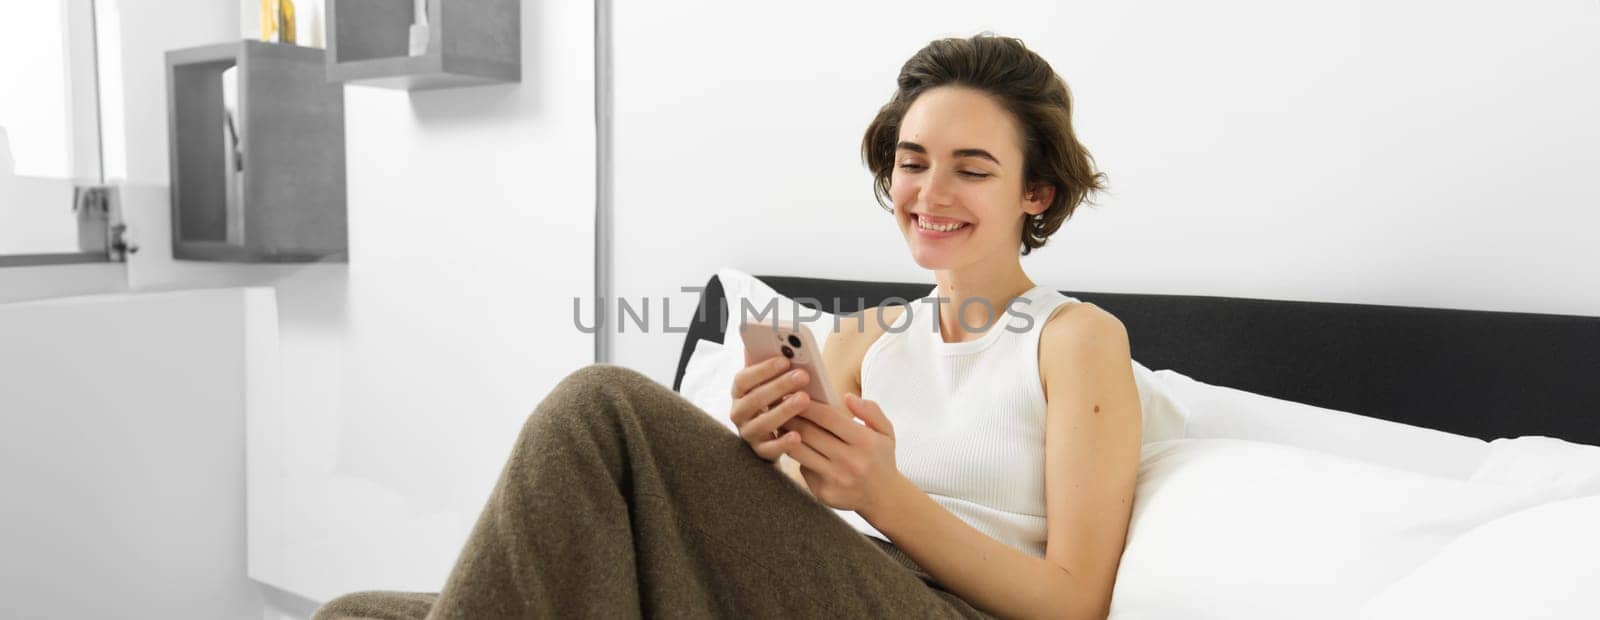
left=822, top=303, right=910, bottom=395
left=1041, top=301, right=1126, bottom=344
left=1038, top=301, right=1131, bottom=384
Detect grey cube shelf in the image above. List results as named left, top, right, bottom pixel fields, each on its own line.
left=165, top=40, right=348, bottom=263
left=326, top=0, right=520, bottom=90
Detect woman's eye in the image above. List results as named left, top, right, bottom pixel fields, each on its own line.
left=897, top=163, right=988, bottom=178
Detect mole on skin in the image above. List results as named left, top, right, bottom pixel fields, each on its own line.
left=1093, top=405, right=1100, bottom=413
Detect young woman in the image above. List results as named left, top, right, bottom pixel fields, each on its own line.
left=316, top=33, right=1141, bottom=620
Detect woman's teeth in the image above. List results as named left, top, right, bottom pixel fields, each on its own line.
left=916, top=216, right=968, bottom=232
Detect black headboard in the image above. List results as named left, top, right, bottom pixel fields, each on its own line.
left=674, top=274, right=1600, bottom=446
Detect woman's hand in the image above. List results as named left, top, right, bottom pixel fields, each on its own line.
left=781, top=393, right=902, bottom=513
left=728, top=354, right=811, bottom=462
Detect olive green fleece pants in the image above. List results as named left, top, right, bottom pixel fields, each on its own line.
left=312, top=363, right=997, bottom=619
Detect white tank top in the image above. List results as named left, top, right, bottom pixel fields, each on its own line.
left=831, top=283, right=1079, bottom=559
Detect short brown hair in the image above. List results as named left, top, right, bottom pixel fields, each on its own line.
left=861, top=32, right=1107, bottom=255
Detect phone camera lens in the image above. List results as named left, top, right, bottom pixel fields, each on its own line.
left=781, top=345, right=794, bottom=358
left=787, top=334, right=802, bottom=348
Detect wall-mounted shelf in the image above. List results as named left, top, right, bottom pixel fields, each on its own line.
left=166, top=40, right=347, bottom=263
left=325, top=0, right=519, bottom=90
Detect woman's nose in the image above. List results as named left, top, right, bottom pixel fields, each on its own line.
left=920, top=166, right=956, bottom=207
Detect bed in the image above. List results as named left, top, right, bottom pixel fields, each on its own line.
left=671, top=269, right=1600, bottom=619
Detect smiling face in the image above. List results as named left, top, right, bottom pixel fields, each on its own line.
left=890, top=85, right=1052, bottom=270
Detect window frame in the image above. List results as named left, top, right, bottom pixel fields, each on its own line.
left=1, top=0, right=114, bottom=268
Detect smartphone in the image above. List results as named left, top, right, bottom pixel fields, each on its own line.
left=740, top=319, right=842, bottom=407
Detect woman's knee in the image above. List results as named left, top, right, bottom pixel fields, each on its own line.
left=554, top=363, right=658, bottom=406
left=528, top=363, right=658, bottom=427
left=565, top=363, right=652, bottom=391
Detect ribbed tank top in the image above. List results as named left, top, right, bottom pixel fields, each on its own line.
left=831, top=283, right=1080, bottom=559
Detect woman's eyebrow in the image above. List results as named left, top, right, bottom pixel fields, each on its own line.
left=897, top=141, right=1001, bottom=165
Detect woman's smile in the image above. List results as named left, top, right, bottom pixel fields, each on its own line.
left=912, top=213, right=972, bottom=238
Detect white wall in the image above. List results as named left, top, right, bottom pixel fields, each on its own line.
left=246, top=0, right=598, bottom=605
left=0, top=2, right=73, bottom=178
left=72, top=0, right=597, bottom=608
left=610, top=0, right=1600, bottom=386
left=0, top=260, right=126, bottom=302
left=102, top=0, right=235, bottom=185
left=0, top=3, right=267, bottom=616
left=0, top=176, right=78, bottom=254
left=5, top=0, right=596, bottom=616
left=0, top=287, right=275, bottom=620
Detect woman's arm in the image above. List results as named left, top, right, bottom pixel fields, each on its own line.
left=862, top=305, right=1141, bottom=620
left=865, top=477, right=1076, bottom=618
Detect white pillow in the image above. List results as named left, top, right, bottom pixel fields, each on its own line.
left=716, top=267, right=837, bottom=365
left=1467, top=435, right=1600, bottom=502
left=1152, top=368, right=1490, bottom=480
left=1130, top=359, right=1189, bottom=445
left=1360, top=494, right=1600, bottom=620
left=677, top=339, right=741, bottom=436
left=1108, top=438, right=1553, bottom=620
